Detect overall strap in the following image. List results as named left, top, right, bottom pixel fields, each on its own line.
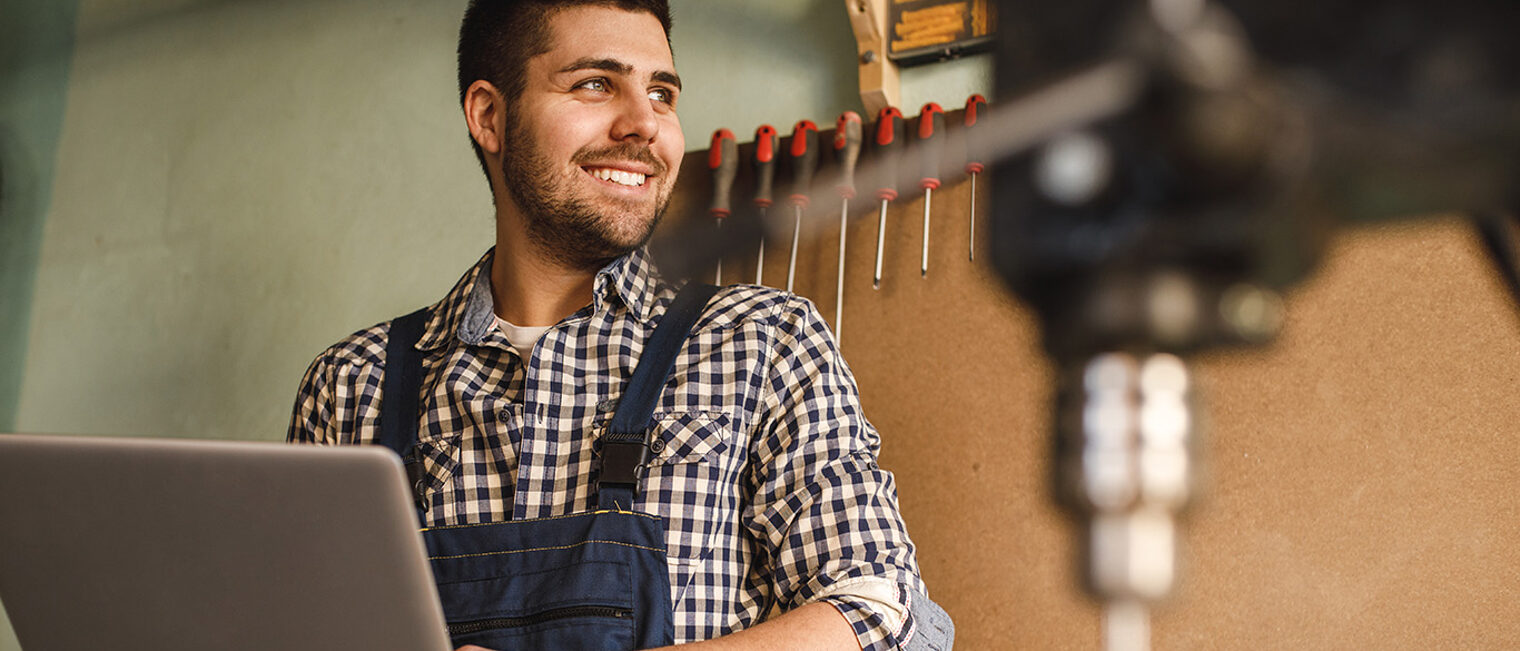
left=599, top=282, right=720, bottom=510
left=377, top=307, right=430, bottom=513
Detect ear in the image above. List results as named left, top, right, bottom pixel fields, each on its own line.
left=463, top=80, right=507, bottom=155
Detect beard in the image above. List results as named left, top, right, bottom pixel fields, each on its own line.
left=499, top=119, right=674, bottom=271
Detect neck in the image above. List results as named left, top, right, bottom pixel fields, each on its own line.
left=490, top=220, right=601, bottom=327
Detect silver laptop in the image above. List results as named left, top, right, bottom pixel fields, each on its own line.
left=0, top=434, right=451, bottom=651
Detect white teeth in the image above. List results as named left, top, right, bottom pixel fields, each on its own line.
left=590, top=167, right=646, bottom=187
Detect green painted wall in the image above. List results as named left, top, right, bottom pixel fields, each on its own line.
left=0, top=0, right=988, bottom=647
left=0, top=0, right=77, bottom=432
left=1, top=0, right=80, bottom=647
left=11, top=0, right=988, bottom=440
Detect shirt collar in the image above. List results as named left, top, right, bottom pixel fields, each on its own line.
left=596, top=246, right=659, bottom=322
left=414, top=247, right=662, bottom=351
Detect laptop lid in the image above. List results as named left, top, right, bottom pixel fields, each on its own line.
left=0, top=434, right=451, bottom=651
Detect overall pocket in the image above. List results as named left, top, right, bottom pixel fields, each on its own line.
left=436, top=555, right=636, bottom=650
left=425, top=511, right=674, bottom=651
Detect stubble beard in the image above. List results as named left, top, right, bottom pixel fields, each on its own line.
left=500, top=119, right=673, bottom=271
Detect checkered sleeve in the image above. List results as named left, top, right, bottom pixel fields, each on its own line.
left=747, top=296, right=925, bottom=651
left=287, top=348, right=336, bottom=445
left=286, top=324, right=388, bottom=446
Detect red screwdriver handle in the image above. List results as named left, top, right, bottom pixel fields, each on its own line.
left=709, top=129, right=738, bottom=219
left=918, top=102, right=946, bottom=191
left=753, top=125, right=779, bottom=208
left=873, top=106, right=905, bottom=202
left=788, top=120, right=820, bottom=208
left=964, top=94, right=988, bottom=175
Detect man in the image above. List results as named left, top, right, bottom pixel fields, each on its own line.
left=289, top=1, right=950, bottom=649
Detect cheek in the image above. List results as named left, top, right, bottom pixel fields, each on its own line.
left=529, top=107, right=595, bottom=159
left=659, top=133, right=685, bottom=175
left=665, top=146, right=685, bottom=173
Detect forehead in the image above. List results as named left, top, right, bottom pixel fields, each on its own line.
left=538, top=6, right=675, bottom=71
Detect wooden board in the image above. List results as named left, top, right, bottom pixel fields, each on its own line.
left=666, top=137, right=1520, bottom=648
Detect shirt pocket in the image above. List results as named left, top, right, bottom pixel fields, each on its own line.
left=637, top=411, right=738, bottom=563
left=414, top=434, right=463, bottom=510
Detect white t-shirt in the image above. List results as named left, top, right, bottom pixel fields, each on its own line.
left=494, top=315, right=552, bottom=361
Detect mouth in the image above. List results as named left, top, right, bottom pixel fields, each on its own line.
left=584, top=166, right=649, bottom=188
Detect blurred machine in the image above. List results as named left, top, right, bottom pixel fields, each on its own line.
left=988, top=0, right=1518, bottom=648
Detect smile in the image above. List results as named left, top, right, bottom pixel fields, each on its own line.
left=587, top=167, right=647, bottom=188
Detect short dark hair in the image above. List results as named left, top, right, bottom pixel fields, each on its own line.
left=456, top=0, right=674, bottom=182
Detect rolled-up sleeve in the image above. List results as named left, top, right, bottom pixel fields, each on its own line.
left=745, top=296, right=928, bottom=650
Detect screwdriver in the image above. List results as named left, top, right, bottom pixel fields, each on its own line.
left=964, top=94, right=988, bottom=261
left=786, top=120, right=819, bottom=294
left=833, top=111, right=863, bottom=342
left=872, top=106, right=905, bottom=290
left=916, top=102, right=946, bottom=278
left=708, top=128, right=737, bottom=284
left=752, top=124, right=779, bottom=286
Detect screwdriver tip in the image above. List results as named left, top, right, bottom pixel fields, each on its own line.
left=873, top=280, right=881, bottom=290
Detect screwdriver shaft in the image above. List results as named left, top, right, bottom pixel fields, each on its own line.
left=969, top=172, right=977, bottom=261
left=755, top=209, right=766, bottom=286
left=787, top=206, right=802, bottom=293
left=962, top=95, right=988, bottom=263
left=714, top=221, right=723, bottom=284
left=921, top=188, right=932, bottom=278
left=874, top=199, right=889, bottom=290
left=836, top=196, right=848, bottom=342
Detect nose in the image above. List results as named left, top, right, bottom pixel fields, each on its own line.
left=610, top=91, right=660, bottom=144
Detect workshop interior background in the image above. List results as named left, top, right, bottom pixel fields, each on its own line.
left=3, top=1, right=1517, bottom=649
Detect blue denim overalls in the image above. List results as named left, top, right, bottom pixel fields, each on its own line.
left=377, top=283, right=719, bottom=650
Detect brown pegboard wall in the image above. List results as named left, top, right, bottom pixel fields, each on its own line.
left=666, top=124, right=1520, bottom=648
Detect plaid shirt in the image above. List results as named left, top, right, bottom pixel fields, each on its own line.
left=288, top=248, right=926, bottom=649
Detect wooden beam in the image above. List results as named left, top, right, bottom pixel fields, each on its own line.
left=845, top=0, right=900, bottom=115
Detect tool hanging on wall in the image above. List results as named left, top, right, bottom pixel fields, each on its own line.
left=964, top=94, right=987, bottom=261
left=917, top=102, right=946, bottom=278
left=872, top=106, right=905, bottom=290
left=708, top=128, right=738, bottom=285
left=752, top=125, right=779, bottom=286
left=787, top=120, right=820, bottom=294
left=833, top=111, right=864, bottom=342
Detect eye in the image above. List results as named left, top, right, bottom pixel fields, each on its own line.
left=574, top=78, right=611, bottom=93
left=648, top=87, right=676, bottom=107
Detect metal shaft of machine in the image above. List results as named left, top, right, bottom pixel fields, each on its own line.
left=916, top=103, right=945, bottom=278
left=1105, top=601, right=1150, bottom=651
left=871, top=106, right=904, bottom=290
left=1057, top=352, right=1197, bottom=651
left=833, top=112, right=863, bottom=340
left=751, top=125, right=779, bottom=286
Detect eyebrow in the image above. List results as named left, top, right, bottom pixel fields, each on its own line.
left=558, top=57, right=682, bottom=91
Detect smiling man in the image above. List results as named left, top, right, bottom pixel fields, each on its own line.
left=289, top=2, right=949, bottom=650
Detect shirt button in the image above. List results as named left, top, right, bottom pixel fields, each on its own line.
left=498, top=407, right=512, bottom=421
left=648, top=437, right=666, bottom=454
